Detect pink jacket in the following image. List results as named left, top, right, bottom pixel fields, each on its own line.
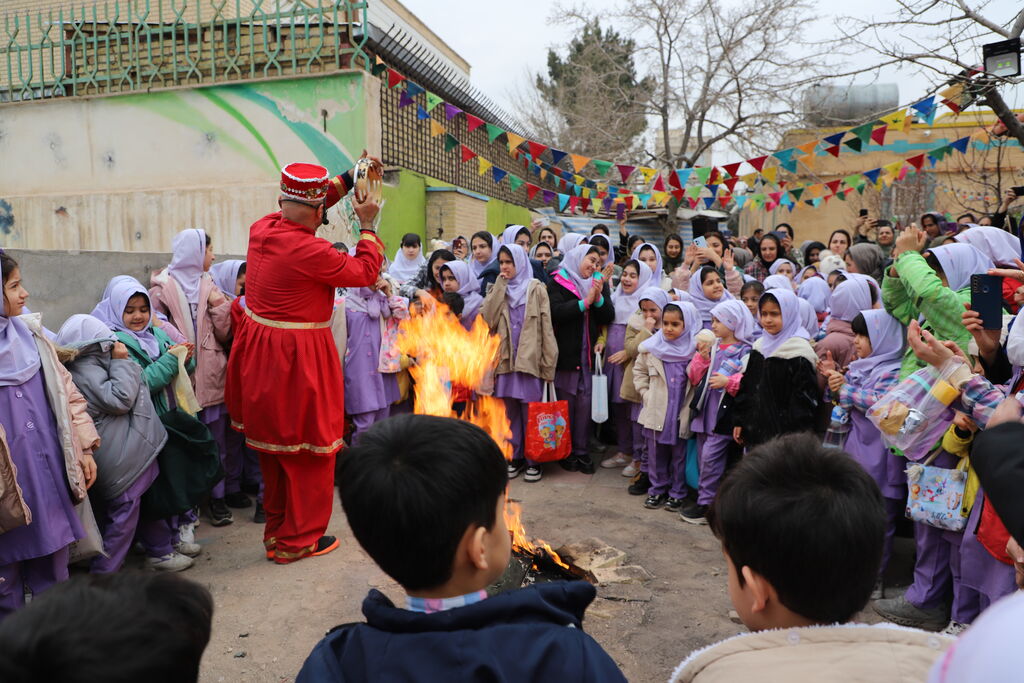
left=150, top=269, right=232, bottom=408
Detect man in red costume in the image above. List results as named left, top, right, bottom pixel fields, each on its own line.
left=226, top=160, right=384, bottom=564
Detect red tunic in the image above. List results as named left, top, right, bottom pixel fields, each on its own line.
left=226, top=211, right=384, bottom=456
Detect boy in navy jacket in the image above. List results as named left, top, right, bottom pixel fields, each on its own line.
left=297, top=414, right=624, bottom=682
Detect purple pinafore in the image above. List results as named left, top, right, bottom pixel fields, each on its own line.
left=691, top=343, right=748, bottom=507
left=495, top=303, right=544, bottom=465
left=645, top=360, right=688, bottom=499
left=554, top=322, right=594, bottom=459
left=605, top=324, right=634, bottom=457
left=345, top=309, right=399, bottom=442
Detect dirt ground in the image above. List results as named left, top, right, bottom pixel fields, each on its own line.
left=191, top=456, right=909, bottom=683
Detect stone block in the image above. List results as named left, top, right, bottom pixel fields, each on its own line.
left=592, top=565, right=652, bottom=585
left=556, top=537, right=627, bottom=572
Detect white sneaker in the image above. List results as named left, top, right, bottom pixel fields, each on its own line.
left=175, top=541, right=202, bottom=558
left=524, top=466, right=543, bottom=482
left=146, top=552, right=195, bottom=572
left=178, top=522, right=196, bottom=545
left=622, top=461, right=639, bottom=478
left=601, top=453, right=632, bottom=469
left=941, top=620, right=969, bottom=636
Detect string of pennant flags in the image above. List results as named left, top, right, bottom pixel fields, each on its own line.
left=374, top=55, right=992, bottom=214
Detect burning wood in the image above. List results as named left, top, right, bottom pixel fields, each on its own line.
left=395, top=298, right=567, bottom=567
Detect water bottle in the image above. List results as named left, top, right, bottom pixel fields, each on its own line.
left=823, top=403, right=851, bottom=449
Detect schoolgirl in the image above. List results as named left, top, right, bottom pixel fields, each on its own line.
left=599, top=259, right=653, bottom=471
left=481, top=244, right=557, bottom=482
left=739, top=280, right=765, bottom=341
left=150, top=229, right=234, bottom=525
left=684, top=266, right=734, bottom=330
left=387, top=233, right=425, bottom=284
left=816, top=277, right=874, bottom=378
left=398, top=249, right=456, bottom=302
left=633, top=301, right=701, bottom=511
left=681, top=300, right=756, bottom=524
left=210, top=260, right=246, bottom=299
left=56, top=314, right=168, bottom=573
left=820, top=309, right=905, bottom=589
left=671, top=232, right=744, bottom=296
left=619, top=287, right=669, bottom=494
left=631, top=242, right=671, bottom=290
left=548, top=244, right=615, bottom=474
left=0, top=253, right=97, bottom=615
left=469, top=231, right=497, bottom=283
left=768, top=258, right=797, bottom=280
left=344, top=276, right=401, bottom=443
left=439, top=260, right=484, bottom=331
left=733, top=288, right=819, bottom=448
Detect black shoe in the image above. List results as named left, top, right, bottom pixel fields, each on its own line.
left=644, top=493, right=668, bottom=509
left=253, top=501, right=265, bottom=524
left=224, top=491, right=253, bottom=509
left=679, top=501, right=709, bottom=525
left=576, top=455, right=596, bottom=475
left=208, top=498, right=234, bottom=526
left=664, top=497, right=685, bottom=512
left=241, top=481, right=260, bottom=496
left=628, top=472, right=651, bottom=495
left=559, top=456, right=579, bottom=472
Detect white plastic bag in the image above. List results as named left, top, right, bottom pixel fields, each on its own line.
left=592, top=352, right=609, bottom=424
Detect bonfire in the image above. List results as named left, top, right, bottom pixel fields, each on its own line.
left=395, top=297, right=567, bottom=569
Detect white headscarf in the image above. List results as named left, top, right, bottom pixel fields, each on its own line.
left=559, top=244, right=599, bottom=298
left=557, top=232, right=588, bottom=255
left=710, top=299, right=756, bottom=346
left=166, top=228, right=207, bottom=305
left=470, top=233, right=497, bottom=279
left=500, top=244, right=533, bottom=308
left=56, top=314, right=116, bottom=346
left=210, top=260, right=244, bottom=299
left=756, top=288, right=810, bottom=358
left=613, top=261, right=654, bottom=324
left=954, top=225, right=1022, bottom=266
left=638, top=301, right=701, bottom=362
left=388, top=243, right=426, bottom=283
left=846, top=309, right=905, bottom=388
left=929, top=243, right=995, bottom=292
left=501, top=225, right=531, bottom=247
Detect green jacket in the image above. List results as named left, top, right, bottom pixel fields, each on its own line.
left=882, top=251, right=970, bottom=379
left=116, top=327, right=195, bottom=415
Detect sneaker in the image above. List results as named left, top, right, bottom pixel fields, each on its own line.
left=941, top=620, right=969, bottom=636
left=224, top=491, right=253, bottom=509
left=870, top=578, right=884, bottom=601
left=524, top=466, right=543, bottom=482
left=178, top=522, right=196, bottom=546
left=175, top=540, right=202, bottom=558
left=208, top=498, right=234, bottom=527
left=576, top=455, right=596, bottom=475
left=628, top=472, right=651, bottom=496
left=644, top=493, right=668, bottom=509
left=679, top=501, right=709, bottom=525
left=601, top=452, right=632, bottom=469
left=873, top=595, right=949, bottom=631
left=507, top=461, right=526, bottom=479
left=253, top=501, right=265, bottom=524
left=664, top=497, right=685, bottom=512
left=273, top=535, right=340, bottom=565
left=622, top=461, right=639, bottom=478
left=146, top=552, right=194, bottom=572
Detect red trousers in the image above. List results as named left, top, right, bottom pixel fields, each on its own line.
left=260, top=452, right=336, bottom=560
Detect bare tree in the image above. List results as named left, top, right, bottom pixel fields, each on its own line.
left=548, top=0, right=837, bottom=232
left=839, top=3, right=1024, bottom=147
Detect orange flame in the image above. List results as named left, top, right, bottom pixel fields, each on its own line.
left=395, top=298, right=567, bottom=569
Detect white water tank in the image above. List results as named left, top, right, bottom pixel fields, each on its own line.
left=803, top=84, right=900, bottom=127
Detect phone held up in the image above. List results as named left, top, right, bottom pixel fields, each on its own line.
left=693, top=236, right=708, bottom=249
left=971, top=274, right=1003, bottom=330
left=1012, top=186, right=1024, bottom=197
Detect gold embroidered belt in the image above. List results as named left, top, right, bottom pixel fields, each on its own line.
left=244, top=307, right=331, bottom=330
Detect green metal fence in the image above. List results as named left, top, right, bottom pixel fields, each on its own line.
left=1, top=0, right=369, bottom=102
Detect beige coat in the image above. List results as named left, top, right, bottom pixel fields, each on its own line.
left=619, top=312, right=652, bottom=404
left=481, top=278, right=558, bottom=382
left=0, top=424, right=30, bottom=534
left=150, top=270, right=232, bottom=408
left=671, top=624, right=953, bottom=683
left=633, top=349, right=693, bottom=435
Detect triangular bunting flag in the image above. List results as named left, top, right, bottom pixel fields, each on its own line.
left=465, top=114, right=484, bottom=132
left=444, top=103, right=463, bottom=120
left=460, top=145, right=477, bottom=163
left=694, top=167, right=712, bottom=184
left=880, top=110, right=906, bottom=128
left=883, top=160, right=903, bottom=176
left=580, top=198, right=591, bottom=212
left=768, top=191, right=783, bottom=204
left=527, top=141, right=548, bottom=159
left=796, top=140, right=818, bottom=156
left=735, top=196, right=748, bottom=209
left=387, top=69, right=405, bottom=89
left=780, top=159, right=799, bottom=173
left=930, top=145, right=952, bottom=161
left=549, top=149, right=567, bottom=166
left=870, top=125, right=888, bottom=145
left=639, top=167, right=657, bottom=183
left=686, top=185, right=703, bottom=199
left=443, top=133, right=458, bottom=152
left=570, top=154, right=591, bottom=172
left=592, top=159, right=613, bottom=177
left=823, top=132, right=845, bottom=146
left=416, top=106, right=430, bottom=120
left=723, top=177, right=739, bottom=193
left=907, top=154, right=926, bottom=171
left=508, top=176, right=524, bottom=192
left=485, top=123, right=505, bottom=143
left=851, top=123, right=875, bottom=144
left=701, top=197, right=714, bottom=209
left=761, top=167, right=778, bottom=184
left=405, top=81, right=425, bottom=97
left=719, top=192, right=732, bottom=206
left=862, top=168, right=882, bottom=184
left=747, top=156, right=769, bottom=171
left=617, top=164, right=636, bottom=183
left=842, top=174, right=864, bottom=189
left=912, top=96, right=936, bottom=117
left=425, top=92, right=443, bottom=111
left=557, top=193, right=570, bottom=211
left=491, top=166, right=507, bottom=184
left=844, top=138, right=863, bottom=153
left=825, top=145, right=841, bottom=158
left=477, top=156, right=492, bottom=175
left=950, top=136, right=970, bottom=154
left=542, top=190, right=555, bottom=204
left=773, top=149, right=796, bottom=165
left=398, top=91, right=415, bottom=108
left=653, top=175, right=666, bottom=192
left=506, top=132, right=526, bottom=152
left=722, top=162, right=742, bottom=179
left=790, top=187, right=804, bottom=201
left=677, top=168, right=695, bottom=187
left=526, top=183, right=540, bottom=200
left=688, top=198, right=700, bottom=210
left=637, top=193, right=651, bottom=208
left=430, top=119, right=445, bottom=137
left=372, top=56, right=387, bottom=77
left=671, top=189, right=685, bottom=202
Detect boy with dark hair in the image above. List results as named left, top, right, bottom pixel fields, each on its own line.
left=0, top=572, right=213, bottom=683
left=298, top=414, right=624, bottom=682
left=670, top=434, right=952, bottom=682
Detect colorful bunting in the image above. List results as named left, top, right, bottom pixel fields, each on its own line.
left=477, top=156, right=492, bottom=175
left=676, top=168, right=694, bottom=186
left=542, top=190, right=555, bottom=204
left=416, top=106, right=430, bottom=120
left=950, top=136, right=970, bottom=154
left=592, top=159, right=613, bottom=177
left=387, top=69, right=405, bottom=89
left=617, top=164, right=636, bottom=183
left=825, top=145, right=841, bottom=158
left=844, top=138, right=863, bottom=153
left=443, top=133, right=458, bottom=153
left=570, top=154, right=591, bottom=172
left=527, top=141, right=548, bottom=159
left=444, top=103, right=463, bottom=120
left=460, top=145, right=476, bottom=163
left=760, top=167, right=778, bottom=185
left=870, top=125, right=888, bottom=145
left=823, top=132, right=845, bottom=147
left=722, top=162, right=742, bottom=179
left=425, top=92, right=443, bottom=112
left=398, top=91, right=415, bottom=108
left=485, top=123, right=505, bottom=143
left=506, top=132, right=526, bottom=152
left=550, top=149, right=567, bottom=166
left=851, top=123, right=875, bottom=144
left=863, top=168, right=882, bottom=184
left=907, top=154, right=926, bottom=170
left=465, top=114, right=484, bottom=132
left=429, top=119, right=445, bottom=137
left=558, top=194, right=570, bottom=211
left=405, top=82, right=425, bottom=97
left=491, top=166, right=507, bottom=184
left=508, top=176, right=524, bottom=192
left=526, top=183, right=540, bottom=200
left=747, top=156, right=769, bottom=171
left=694, top=167, right=712, bottom=184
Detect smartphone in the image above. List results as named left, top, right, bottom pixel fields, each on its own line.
left=616, top=203, right=626, bottom=221
left=1012, top=186, right=1024, bottom=197
left=693, top=236, right=708, bottom=249
left=971, top=274, right=1003, bottom=330
left=859, top=208, right=869, bottom=217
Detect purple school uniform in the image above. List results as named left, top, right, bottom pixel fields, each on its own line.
left=345, top=309, right=398, bottom=440
left=495, top=304, right=544, bottom=465
left=691, top=343, right=748, bottom=507
left=955, top=494, right=1017, bottom=623
left=904, top=449, right=961, bottom=612
left=0, top=373, right=84, bottom=614
left=554, top=331, right=594, bottom=458
left=90, top=460, right=159, bottom=573
left=202, top=403, right=234, bottom=499
left=646, top=360, right=688, bottom=499
left=605, top=324, right=634, bottom=457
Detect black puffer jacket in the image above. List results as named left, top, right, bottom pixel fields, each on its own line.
left=734, top=349, right=819, bottom=447
left=547, top=275, right=614, bottom=372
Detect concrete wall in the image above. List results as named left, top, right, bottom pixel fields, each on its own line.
left=5, top=249, right=243, bottom=330
left=0, top=71, right=381, bottom=254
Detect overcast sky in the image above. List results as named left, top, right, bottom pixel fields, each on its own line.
left=400, top=0, right=1023, bottom=138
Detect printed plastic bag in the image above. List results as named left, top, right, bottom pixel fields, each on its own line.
left=867, top=366, right=959, bottom=456
left=526, top=382, right=571, bottom=463
left=905, top=450, right=969, bottom=532
left=592, top=352, right=609, bottom=424
left=168, top=345, right=201, bottom=417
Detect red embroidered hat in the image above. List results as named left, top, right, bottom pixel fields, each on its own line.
left=280, top=163, right=330, bottom=203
